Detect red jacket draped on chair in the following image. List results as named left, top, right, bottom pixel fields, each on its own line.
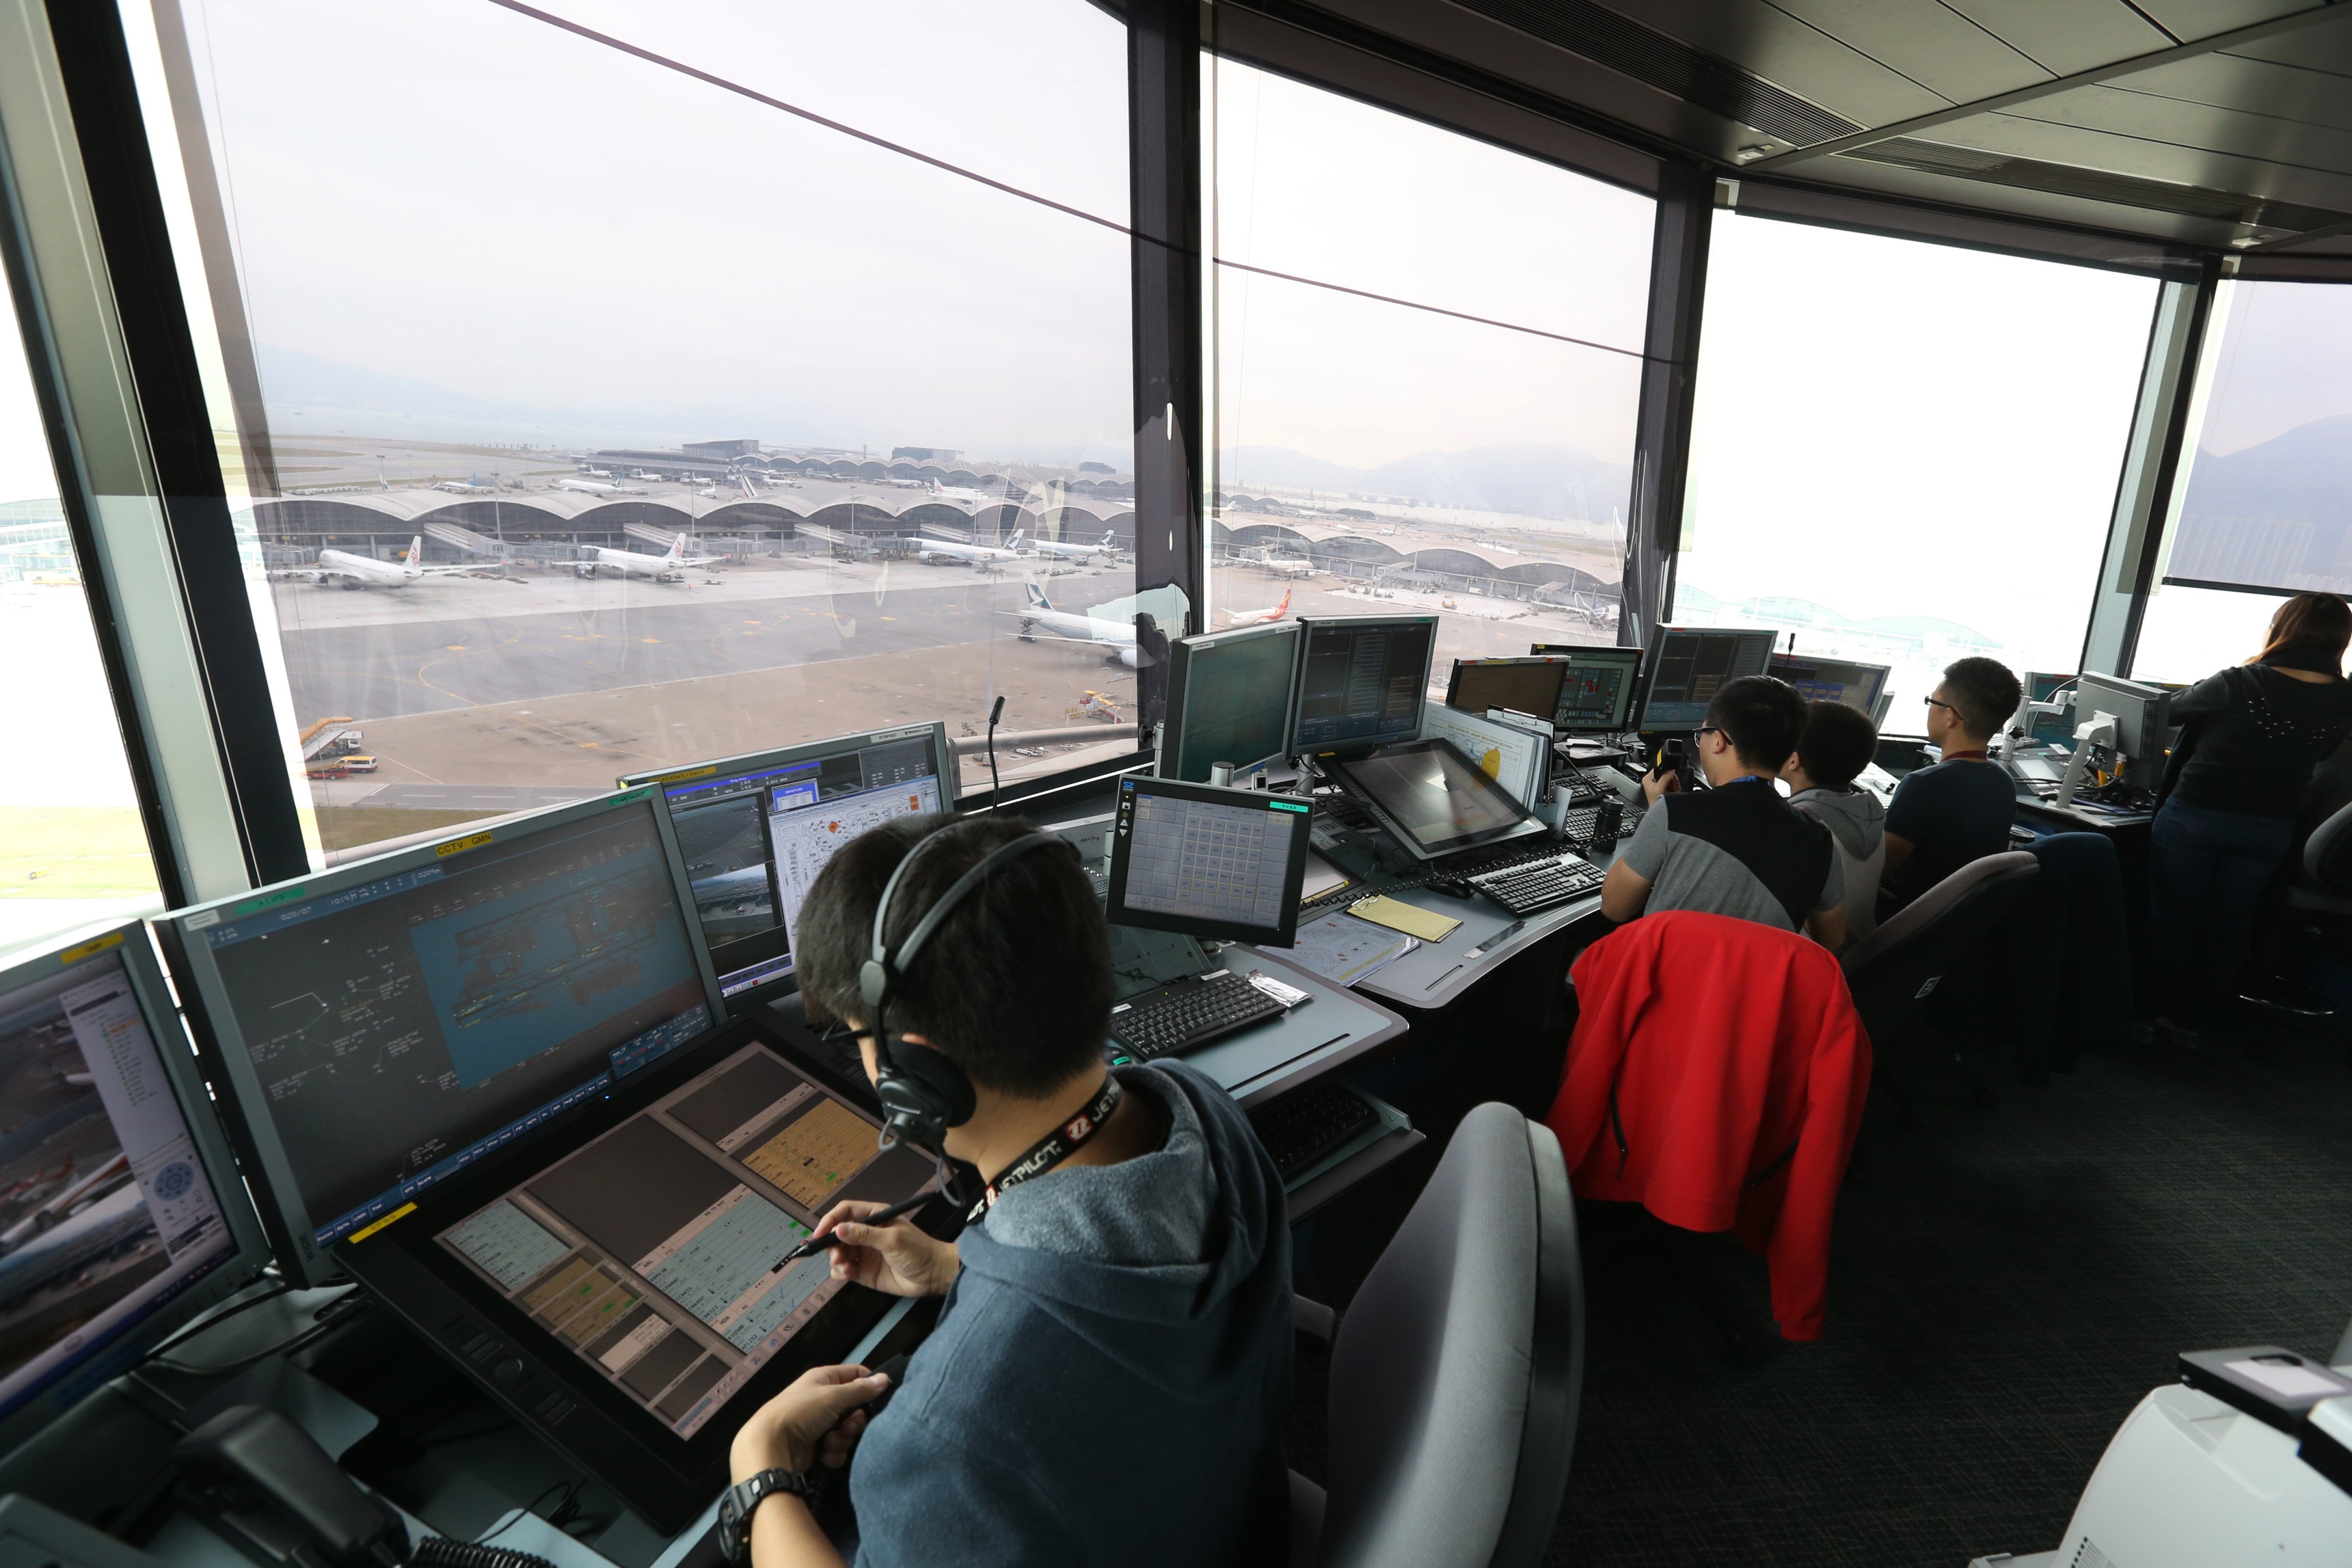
left=1546, top=910, right=1871, bottom=1342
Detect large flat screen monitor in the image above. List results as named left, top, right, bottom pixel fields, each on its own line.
left=620, top=725, right=956, bottom=1007
left=1769, top=652, right=1891, bottom=720
left=1325, top=740, right=1548, bottom=863
left=1161, top=622, right=1303, bottom=782
left=1445, top=658, right=1567, bottom=728
left=1106, top=776, right=1313, bottom=947
left=0, top=926, right=268, bottom=1446
left=1636, top=626, right=1781, bottom=731
left=157, top=789, right=723, bottom=1287
left=1525, top=645, right=1646, bottom=732
left=1289, top=616, right=1437, bottom=756
left=2076, top=672, right=2172, bottom=763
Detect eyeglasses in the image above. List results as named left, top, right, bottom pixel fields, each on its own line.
left=1695, top=725, right=1723, bottom=741
left=1922, top=697, right=1960, bottom=716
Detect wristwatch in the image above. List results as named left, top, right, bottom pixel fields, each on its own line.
left=717, top=1467, right=820, bottom=1563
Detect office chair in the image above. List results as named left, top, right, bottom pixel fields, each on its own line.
left=1841, top=852, right=2038, bottom=1102
left=1288, top=1103, right=1582, bottom=1568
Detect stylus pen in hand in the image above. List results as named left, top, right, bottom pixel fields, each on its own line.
left=775, top=1194, right=931, bottom=1267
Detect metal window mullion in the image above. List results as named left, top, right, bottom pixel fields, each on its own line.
left=0, top=0, right=244, bottom=906
left=2081, top=266, right=2218, bottom=679
left=1628, top=163, right=1713, bottom=643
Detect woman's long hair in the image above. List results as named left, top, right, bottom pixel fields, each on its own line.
left=2252, top=592, right=2352, bottom=673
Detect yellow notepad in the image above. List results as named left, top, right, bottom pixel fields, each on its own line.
left=1347, top=895, right=1461, bottom=943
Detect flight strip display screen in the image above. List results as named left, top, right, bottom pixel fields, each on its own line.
left=186, top=802, right=712, bottom=1245
left=1637, top=628, right=1779, bottom=731
left=655, top=731, right=945, bottom=999
left=435, top=1044, right=934, bottom=1439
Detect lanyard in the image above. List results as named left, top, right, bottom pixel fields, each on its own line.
left=970, top=1075, right=1124, bottom=1218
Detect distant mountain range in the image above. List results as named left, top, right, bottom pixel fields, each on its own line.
left=1218, top=442, right=1632, bottom=523
left=2181, top=413, right=2352, bottom=523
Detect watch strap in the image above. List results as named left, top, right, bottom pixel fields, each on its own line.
left=719, top=1467, right=817, bottom=1563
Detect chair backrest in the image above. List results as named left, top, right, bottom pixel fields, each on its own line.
left=1840, top=850, right=2038, bottom=1039
left=2306, top=800, right=2352, bottom=891
left=1319, top=1103, right=1583, bottom=1568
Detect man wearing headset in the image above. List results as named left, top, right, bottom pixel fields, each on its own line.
left=721, top=813, right=1295, bottom=1568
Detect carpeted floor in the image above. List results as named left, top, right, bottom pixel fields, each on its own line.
left=1283, top=1008, right=2352, bottom=1567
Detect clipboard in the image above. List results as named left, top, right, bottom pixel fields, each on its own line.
left=1347, top=894, right=1461, bottom=943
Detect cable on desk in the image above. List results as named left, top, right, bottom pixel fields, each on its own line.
left=136, top=1276, right=296, bottom=1368
left=479, top=1481, right=582, bottom=1544
left=412, top=1537, right=558, bottom=1568
left=147, top=1289, right=373, bottom=1376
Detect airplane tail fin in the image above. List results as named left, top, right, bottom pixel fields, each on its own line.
left=1009, top=529, right=1026, bottom=549
left=407, top=536, right=422, bottom=569
left=1276, top=588, right=1291, bottom=617
left=1025, top=581, right=1051, bottom=609
left=668, top=532, right=688, bottom=560
left=1101, top=531, right=1114, bottom=550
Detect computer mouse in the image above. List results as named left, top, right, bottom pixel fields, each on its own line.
left=1431, top=878, right=1474, bottom=899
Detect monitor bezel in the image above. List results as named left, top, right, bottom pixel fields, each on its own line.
left=1324, top=739, right=1550, bottom=862
left=1444, top=656, right=1568, bottom=728
left=618, top=723, right=960, bottom=1010
left=1161, top=620, right=1306, bottom=783
left=1104, top=775, right=1315, bottom=948
left=0, top=922, right=272, bottom=1450
left=1287, top=614, right=1439, bottom=758
left=1525, top=644, right=1647, bottom=733
left=1768, top=651, right=1894, bottom=719
left=2076, top=671, right=2171, bottom=760
left=1635, top=625, right=1785, bottom=733
left=157, top=788, right=724, bottom=1289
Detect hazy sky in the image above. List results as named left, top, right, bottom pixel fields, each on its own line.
left=2192, top=279, right=2352, bottom=457
left=1207, top=57, right=1653, bottom=472
left=1682, top=212, right=2159, bottom=673
left=172, top=0, right=1136, bottom=461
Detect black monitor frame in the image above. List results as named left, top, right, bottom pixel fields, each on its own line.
left=1635, top=625, right=1783, bottom=733
left=2076, top=671, right=2172, bottom=763
left=1768, top=651, right=1893, bottom=720
left=1105, top=776, right=1314, bottom=947
left=620, top=724, right=958, bottom=1011
left=1160, top=620, right=1305, bottom=783
left=156, top=789, right=723, bottom=1288
left=0, top=924, right=271, bottom=1452
left=1525, top=644, right=1646, bottom=733
left=1324, top=740, right=1550, bottom=863
left=1287, top=615, right=1438, bottom=758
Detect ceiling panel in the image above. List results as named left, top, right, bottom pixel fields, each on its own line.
left=1916, top=111, right=2352, bottom=214
left=1760, top=0, right=2050, bottom=102
left=2220, top=14, right=2352, bottom=72
left=2119, top=56, right=2352, bottom=132
left=1588, top=0, right=1951, bottom=123
left=1938, top=0, right=2172, bottom=74
left=1786, top=154, right=2252, bottom=246
left=2133, top=0, right=2327, bottom=38
left=2005, top=84, right=2352, bottom=172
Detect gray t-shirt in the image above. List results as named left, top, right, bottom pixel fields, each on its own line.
left=1619, top=776, right=1842, bottom=932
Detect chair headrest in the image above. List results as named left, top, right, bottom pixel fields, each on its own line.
left=1842, top=851, right=2038, bottom=972
left=2307, top=801, right=2352, bottom=891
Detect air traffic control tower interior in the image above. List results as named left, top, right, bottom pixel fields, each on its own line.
left=3, top=2, right=2352, bottom=1565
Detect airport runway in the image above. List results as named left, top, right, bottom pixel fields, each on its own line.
left=279, top=572, right=1137, bottom=721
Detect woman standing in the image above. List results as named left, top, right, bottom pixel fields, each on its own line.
left=2151, top=592, right=2352, bottom=1044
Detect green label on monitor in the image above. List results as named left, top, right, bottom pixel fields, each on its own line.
left=1269, top=800, right=1309, bottom=813
left=234, top=886, right=307, bottom=916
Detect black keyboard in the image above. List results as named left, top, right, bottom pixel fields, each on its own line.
left=1250, top=1082, right=1379, bottom=1181
left=1300, top=838, right=1592, bottom=914
left=1563, top=803, right=1643, bottom=843
left=1109, top=972, right=1284, bottom=1060
left=1467, top=852, right=1607, bottom=917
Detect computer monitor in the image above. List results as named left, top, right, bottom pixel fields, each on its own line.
left=1770, top=652, right=1892, bottom=720
left=1539, top=646, right=1645, bottom=732
left=1161, top=621, right=1304, bottom=783
left=1445, top=658, right=1567, bottom=727
left=0, top=926, right=268, bottom=1445
left=620, top=724, right=956, bottom=1006
left=1289, top=615, right=1438, bottom=755
left=2076, top=672, right=2172, bottom=763
left=156, top=789, right=722, bottom=1286
left=1106, top=776, right=1314, bottom=947
left=1636, top=626, right=1781, bottom=731
left=1324, top=740, right=1549, bottom=863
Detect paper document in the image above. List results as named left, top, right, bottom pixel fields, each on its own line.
left=1349, top=895, right=1462, bottom=943
left=1280, top=913, right=1420, bottom=986
left=1415, top=705, right=1548, bottom=808
left=1300, top=852, right=1351, bottom=903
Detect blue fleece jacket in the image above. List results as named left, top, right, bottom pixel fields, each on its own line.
left=848, top=1060, right=1293, bottom=1568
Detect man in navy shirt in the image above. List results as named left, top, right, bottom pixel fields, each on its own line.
left=1883, top=657, right=2021, bottom=903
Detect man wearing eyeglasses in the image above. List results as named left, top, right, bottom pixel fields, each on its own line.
left=1882, top=657, right=2022, bottom=905
left=1601, top=675, right=1847, bottom=948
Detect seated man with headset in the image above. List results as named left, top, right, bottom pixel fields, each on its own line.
left=716, top=813, right=1295, bottom=1568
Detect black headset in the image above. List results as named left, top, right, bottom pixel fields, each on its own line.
left=857, top=821, right=1072, bottom=1154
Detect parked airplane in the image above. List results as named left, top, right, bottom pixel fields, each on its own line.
left=916, top=529, right=1028, bottom=567
left=558, top=477, right=644, bottom=496
left=1031, top=530, right=1119, bottom=562
left=1225, top=588, right=1292, bottom=625
left=925, top=478, right=996, bottom=507
left=304, top=536, right=476, bottom=588
left=434, top=476, right=496, bottom=495
left=1003, top=581, right=1141, bottom=666
left=577, top=532, right=723, bottom=581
